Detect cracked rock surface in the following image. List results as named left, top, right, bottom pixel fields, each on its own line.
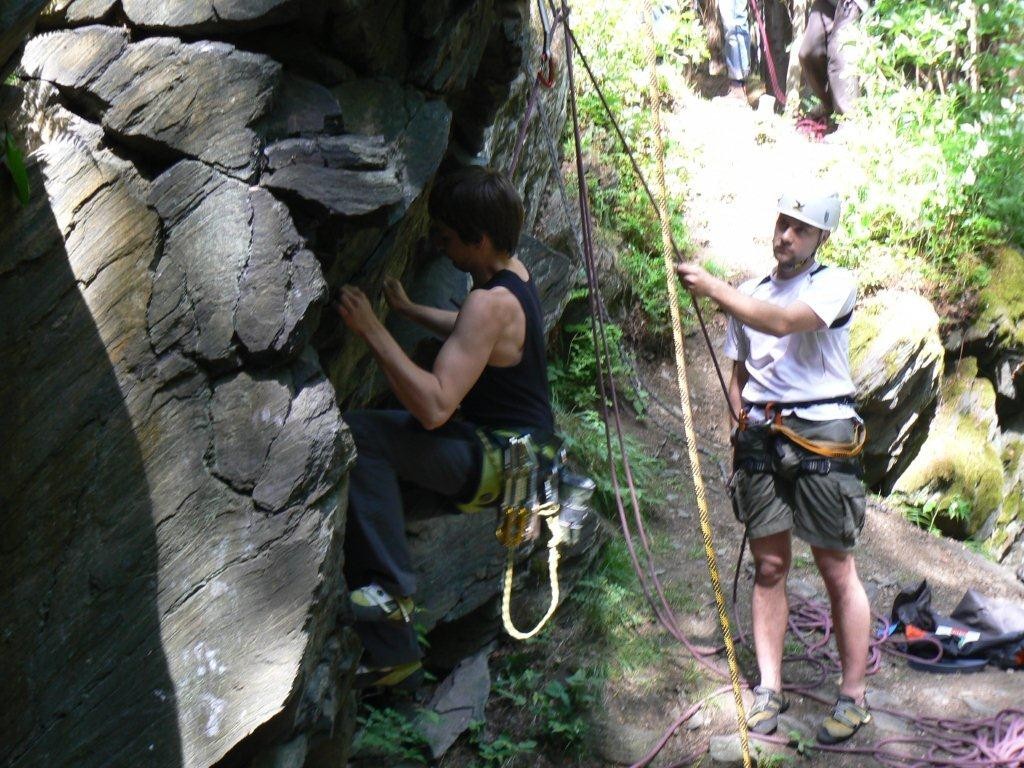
left=1, top=1, right=581, bottom=766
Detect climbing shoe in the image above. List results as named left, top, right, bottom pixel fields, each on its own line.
left=816, top=694, right=871, bottom=744
left=350, top=583, right=415, bottom=623
left=746, top=686, right=789, bottom=735
left=354, top=661, right=424, bottom=691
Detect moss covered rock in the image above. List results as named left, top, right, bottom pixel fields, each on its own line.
left=975, top=246, right=1024, bottom=349
left=850, top=290, right=944, bottom=490
left=892, top=358, right=1004, bottom=538
left=983, top=428, right=1024, bottom=558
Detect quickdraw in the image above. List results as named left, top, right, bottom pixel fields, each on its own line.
left=536, top=0, right=559, bottom=88
left=462, top=428, right=594, bottom=640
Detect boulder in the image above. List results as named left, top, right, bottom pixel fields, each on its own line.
left=964, top=247, right=1024, bottom=417
left=891, top=358, right=1004, bottom=538
left=982, top=425, right=1024, bottom=560
left=850, top=290, right=944, bottom=490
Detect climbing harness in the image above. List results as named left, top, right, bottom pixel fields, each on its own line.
left=459, top=427, right=595, bottom=640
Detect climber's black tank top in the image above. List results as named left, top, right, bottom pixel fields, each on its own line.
left=460, top=269, right=554, bottom=433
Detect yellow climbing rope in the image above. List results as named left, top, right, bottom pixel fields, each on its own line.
left=500, top=504, right=564, bottom=640
left=638, top=5, right=754, bottom=767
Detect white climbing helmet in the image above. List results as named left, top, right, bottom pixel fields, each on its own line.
left=777, top=189, right=842, bottom=231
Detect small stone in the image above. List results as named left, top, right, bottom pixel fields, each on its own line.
left=417, top=650, right=491, bottom=760
left=708, top=734, right=744, bottom=765
left=684, top=708, right=708, bottom=730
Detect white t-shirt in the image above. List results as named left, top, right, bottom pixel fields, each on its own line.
left=723, top=262, right=858, bottom=422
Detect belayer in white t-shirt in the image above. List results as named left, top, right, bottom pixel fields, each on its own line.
left=677, top=189, right=872, bottom=745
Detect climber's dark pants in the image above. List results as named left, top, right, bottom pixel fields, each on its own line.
left=800, top=0, right=863, bottom=116
left=344, top=409, right=480, bottom=666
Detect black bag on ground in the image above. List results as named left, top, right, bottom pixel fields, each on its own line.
left=889, top=580, right=1024, bottom=671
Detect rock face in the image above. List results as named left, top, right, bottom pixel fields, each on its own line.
left=982, top=421, right=1024, bottom=564
left=3, top=2, right=580, bottom=767
left=958, top=247, right=1024, bottom=418
left=22, top=28, right=280, bottom=179
left=0, top=1, right=45, bottom=69
left=891, top=358, right=1004, bottom=538
left=1, top=112, right=355, bottom=768
left=850, top=290, right=944, bottom=490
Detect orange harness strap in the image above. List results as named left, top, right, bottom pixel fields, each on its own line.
left=762, top=403, right=867, bottom=459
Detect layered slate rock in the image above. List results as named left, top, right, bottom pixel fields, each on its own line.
left=37, top=0, right=117, bottom=26
left=850, top=290, right=944, bottom=490
left=0, top=0, right=45, bottom=67
left=892, top=358, right=1005, bottom=538
left=983, top=425, right=1024, bottom=562
left=6, top=2, right=576, bottom=765
left=22, top=27, right=280, bottom=179
left=1, top=112, right=352, bottom=768
left=262, top=135, right=403, bottom=217
left=148, top=160, right=326, bottom=368
left=122, top=0, right=301, bottom=33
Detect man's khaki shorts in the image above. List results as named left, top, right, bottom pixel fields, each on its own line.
left=730, top=416, right=866, bottom=551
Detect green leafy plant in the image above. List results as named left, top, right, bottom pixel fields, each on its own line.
left=904, top=494, right=973, bottom=536
left=904, top=497, right=943, bottom=534
left=468, top=721, right=537, bottom=768
left=492, top=664, right=598, bottom=750
left=351, top=707, right=433, bottom=766
left=830, top=0, right=1024, bottom=300
left=2, top=127, right=29, bottom=206
left=788, top=728, right=817, bottom=757
left=569, top=537, right=678, bottom=682
left=755, top=749, right=796, bottom=768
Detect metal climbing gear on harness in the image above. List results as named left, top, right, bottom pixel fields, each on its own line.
left=457, top=427, right=593, bottom=640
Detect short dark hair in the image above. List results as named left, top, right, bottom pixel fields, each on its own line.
left=428, top=166, right=524, bottom=253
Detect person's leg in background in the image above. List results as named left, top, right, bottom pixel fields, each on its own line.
left=799, top=0, right=837, bottom=116
left=827, top=0, right=864, bottom=116
left=719, top=0, right=752, bottom=99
